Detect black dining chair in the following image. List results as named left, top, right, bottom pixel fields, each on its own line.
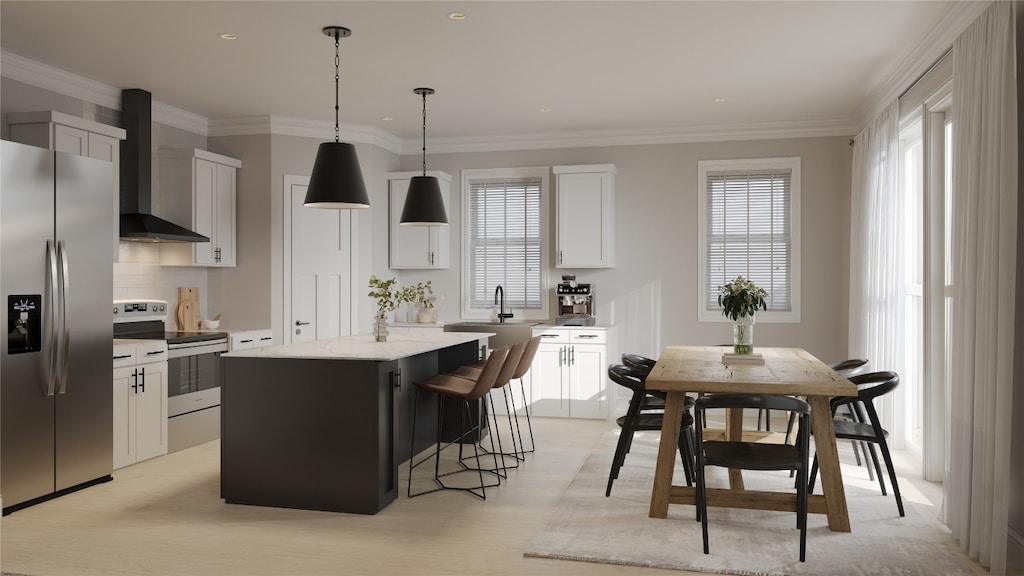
left=694, top=393, right=812, bottom=562
left=605, top=364, right=695, bottom=497
left=809, top=371, right=905, bottom=517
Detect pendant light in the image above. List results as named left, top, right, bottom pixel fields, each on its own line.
left=304, top=26, right=370, bottom=209
left=399, top=88, right=448, bottom=225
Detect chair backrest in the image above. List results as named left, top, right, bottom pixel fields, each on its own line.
left=829, top=358, right=869, bottom=376
left=607, top=364, right=647, bottom=395
left=493, top=340, right=526, bottom=388
left=695, top=392, right=810, bottom=415
left=511, top=335, right=543, bottom=379
left=849, top=371, right=899, bottom=402
left=466, top=345, right=509, bottom=400
left=622, top=353, right=656, bottom=372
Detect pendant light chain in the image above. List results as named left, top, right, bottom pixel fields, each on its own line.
left=421, top=90, right=428, bottom=176
left=333, top=33, right=340, bottom=143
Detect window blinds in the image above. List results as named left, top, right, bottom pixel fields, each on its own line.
left=705, top=168, right=793, bottom=313
left=467, top=177, right=543, bottom=309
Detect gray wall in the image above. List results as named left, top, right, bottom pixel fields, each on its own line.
left=399, top=136, right=852, bottom=364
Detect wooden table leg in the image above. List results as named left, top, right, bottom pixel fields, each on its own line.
left=649, top=391, right=685, bottom=518
left=726, top=407, right=745, bottom=489
left=807, top=396, right=851, bottom=532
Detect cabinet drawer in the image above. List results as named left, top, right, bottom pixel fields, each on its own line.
left=230, top=332, right=258, bottom=350
left=112, top=345, right=137, bottom=369
left=534, top=327, right=570, bottom=344
left=569, top=329, right=607, bottom=344
left=136, top=341, right=169, bottom=365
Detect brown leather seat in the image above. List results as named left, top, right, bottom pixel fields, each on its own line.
left=407, top=345, right=510, bottom=500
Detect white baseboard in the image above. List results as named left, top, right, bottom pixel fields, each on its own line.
left=1008, top=527, right=1024, bottom=575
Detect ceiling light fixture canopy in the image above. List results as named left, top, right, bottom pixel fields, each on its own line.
left=400, top=87, right=448, bottom=226
left=304, top=25, right=369, bottom=210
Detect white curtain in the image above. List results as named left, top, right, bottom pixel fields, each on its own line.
left=848, top=101, right=903, bottom=380
left=946, top=2, right=1017, bottom=573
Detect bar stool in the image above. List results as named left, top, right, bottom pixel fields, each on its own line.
left=407, top=345, right=510, bottom=500
left=450, top=341, right=527, bottom=471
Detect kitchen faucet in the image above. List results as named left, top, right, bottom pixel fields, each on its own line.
left=495, top=285, right=514, bottom=323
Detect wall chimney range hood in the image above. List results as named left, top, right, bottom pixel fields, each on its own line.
left=119, top=89, right=209, bottom=243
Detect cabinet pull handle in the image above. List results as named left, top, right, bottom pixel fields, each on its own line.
left=559, top=250, right=563, bottom=264
left=259, top=337, right=273, bottom=341
left=559, top=346, right=565, bottom=366
left=240, top=339, right=253, bottom=344
left=541, top=334, right=559, bottom=338
left=430, top=251, right=434, bottom=265
left=113, top=354, right=132, bottom=360
left=569, top=346, right=575, bottom=365
left=138, top=367, right=146, bottom=393
left=577, top=334, right=598, bottom=339
left=131, top=368, right=138, bottom=393
left=146, top=350, right=166, bottom=356
left=393, top=369, right=402, bottom=391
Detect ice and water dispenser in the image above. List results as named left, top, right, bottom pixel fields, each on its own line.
left=7, top=294, right=42, bottom=354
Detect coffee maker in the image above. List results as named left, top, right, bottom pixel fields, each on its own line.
left=555, top=275, right=596, bottom=326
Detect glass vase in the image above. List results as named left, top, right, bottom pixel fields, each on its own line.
left=373, top=313, right=389, bottom=342
left=732, top=314, right=754, bottom=355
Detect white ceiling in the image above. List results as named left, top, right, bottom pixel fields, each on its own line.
left=0, top=1, right=979, bottom=151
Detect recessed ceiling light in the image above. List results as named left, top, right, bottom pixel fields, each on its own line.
left=381, top=116, right=393, bottom=121
left=218, top=33, right=238, bottom=41
left=713, top=97, right=727, bottom=103
left=538, top=107, right=551, bottom=113
left=447, top=12, right=466, bottom=20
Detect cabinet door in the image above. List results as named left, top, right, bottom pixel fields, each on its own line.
left=556, top=171, right=614, bottom=268
left=388, top=177, right=450, bottom=269
left=214, top=162, right=236, bottom=266
left=87, top=132, right=121, bottom=262
left=193, top=158, right=218, bottom=265
left=53, top=124, right=88, bottom=156
left=135, top=362, right=168, bottom=463
left=569, top=344, right=607, bottom=419
left=112, top=366, right=136, bottom=470
left=529, top=344, right=569, bottom=418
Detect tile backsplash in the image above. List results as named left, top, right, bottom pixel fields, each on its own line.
left=114, top=242, right=208, bottom=325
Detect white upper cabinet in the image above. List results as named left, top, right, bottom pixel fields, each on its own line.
left=388, top=171, right=451, bottom=269
left=553, top=164, right=616, bottom=268
left=158, top=149, right=241, bottom=267
left=7, top=111, right=126, bottom=262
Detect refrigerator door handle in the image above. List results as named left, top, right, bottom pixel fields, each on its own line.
left=57, top=240, right=70, bottom=395
left=46, top=240, right=59, bottom=397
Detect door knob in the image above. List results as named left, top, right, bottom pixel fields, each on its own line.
left=295, top=320, right=310, bottom=326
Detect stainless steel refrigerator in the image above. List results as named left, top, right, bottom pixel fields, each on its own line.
left=1, top=139, right=114, bottom=512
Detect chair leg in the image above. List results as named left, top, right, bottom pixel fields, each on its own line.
left=505, top=385, right=526, bottom=461
left=865, top=442, right=887, bottom=495
left=695, top=419, right=709, bottom=553
left=876, top=435, right=906, bottom=517
left=785, top=411, right=796, bottom=444
left=678, top=426, right=694, bottom=487
left=808, top=452, right=819, bottom=493
left=518, top=377, right=536, bottom=453
left=605, top=426, right=635, bottom=497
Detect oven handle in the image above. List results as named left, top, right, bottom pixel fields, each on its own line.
left=167, top=341, right=228, bottom=359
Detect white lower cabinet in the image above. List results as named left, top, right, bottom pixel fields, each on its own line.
left=113, top=341, right=168, bottom=470
left=528, top=326, right=611, bottom=419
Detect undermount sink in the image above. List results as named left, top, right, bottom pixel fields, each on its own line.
left=444, top=321, right=542, bottom=349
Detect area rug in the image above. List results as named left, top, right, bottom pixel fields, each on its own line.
left=525, top=431, right=976, bottom=575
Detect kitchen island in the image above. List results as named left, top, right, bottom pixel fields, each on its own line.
left=220, top=332, right=489, bottom=515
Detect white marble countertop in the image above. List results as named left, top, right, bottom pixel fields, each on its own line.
left=222, top=332, right=492, bottom=362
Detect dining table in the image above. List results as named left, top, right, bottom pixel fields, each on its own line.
left=646, top=345, right=859, bottom=532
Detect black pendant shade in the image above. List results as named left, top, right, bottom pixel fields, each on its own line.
left=400, top=175, right=448, bottom=225
left=304, top=141, right=370, bottom=209
left=400, top=87, right=448, bottom=226
left=304, top=25, right=369, bottom=210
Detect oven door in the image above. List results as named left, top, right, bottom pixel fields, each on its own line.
left=167, top=340, right=227, bottom=416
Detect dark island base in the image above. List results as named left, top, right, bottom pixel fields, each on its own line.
left=220, top=340, right=481, bottom=514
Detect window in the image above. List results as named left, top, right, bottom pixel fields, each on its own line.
left=698, top=157, right=801, bottom=322
left=461, top=167, right=549, bottom=320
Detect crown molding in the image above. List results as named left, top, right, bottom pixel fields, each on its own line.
left=854, top=0, right=992, bottom=129
left=208, top=116, right=403, bottom=154
left=400, top=119, right=859, bottom=155
left=2, top=49, right=209, bottom=136
left=3, top=49, right=855, bottom=156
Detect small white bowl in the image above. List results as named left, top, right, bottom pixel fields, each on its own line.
left=201, top=319, right=220, bottom=330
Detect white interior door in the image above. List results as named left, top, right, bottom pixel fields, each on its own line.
left=284, top=176, right=353, bottom=344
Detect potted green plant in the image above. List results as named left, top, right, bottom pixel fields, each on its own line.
left=368, top=275, right=400, bottom=341
left=406, top=280, right=435, bottom=323
left=717, top=276, right=768, bottom=354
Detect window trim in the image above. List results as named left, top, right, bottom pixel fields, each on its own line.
left=697, top=157, right=802, bottom=323
left=460, top=167, right=550, bottom=321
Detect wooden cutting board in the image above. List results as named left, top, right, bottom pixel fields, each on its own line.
left=176, top=287, right=200, bottom=331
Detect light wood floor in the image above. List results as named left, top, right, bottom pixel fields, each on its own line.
left=0, top=414, right=984, bottom=576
